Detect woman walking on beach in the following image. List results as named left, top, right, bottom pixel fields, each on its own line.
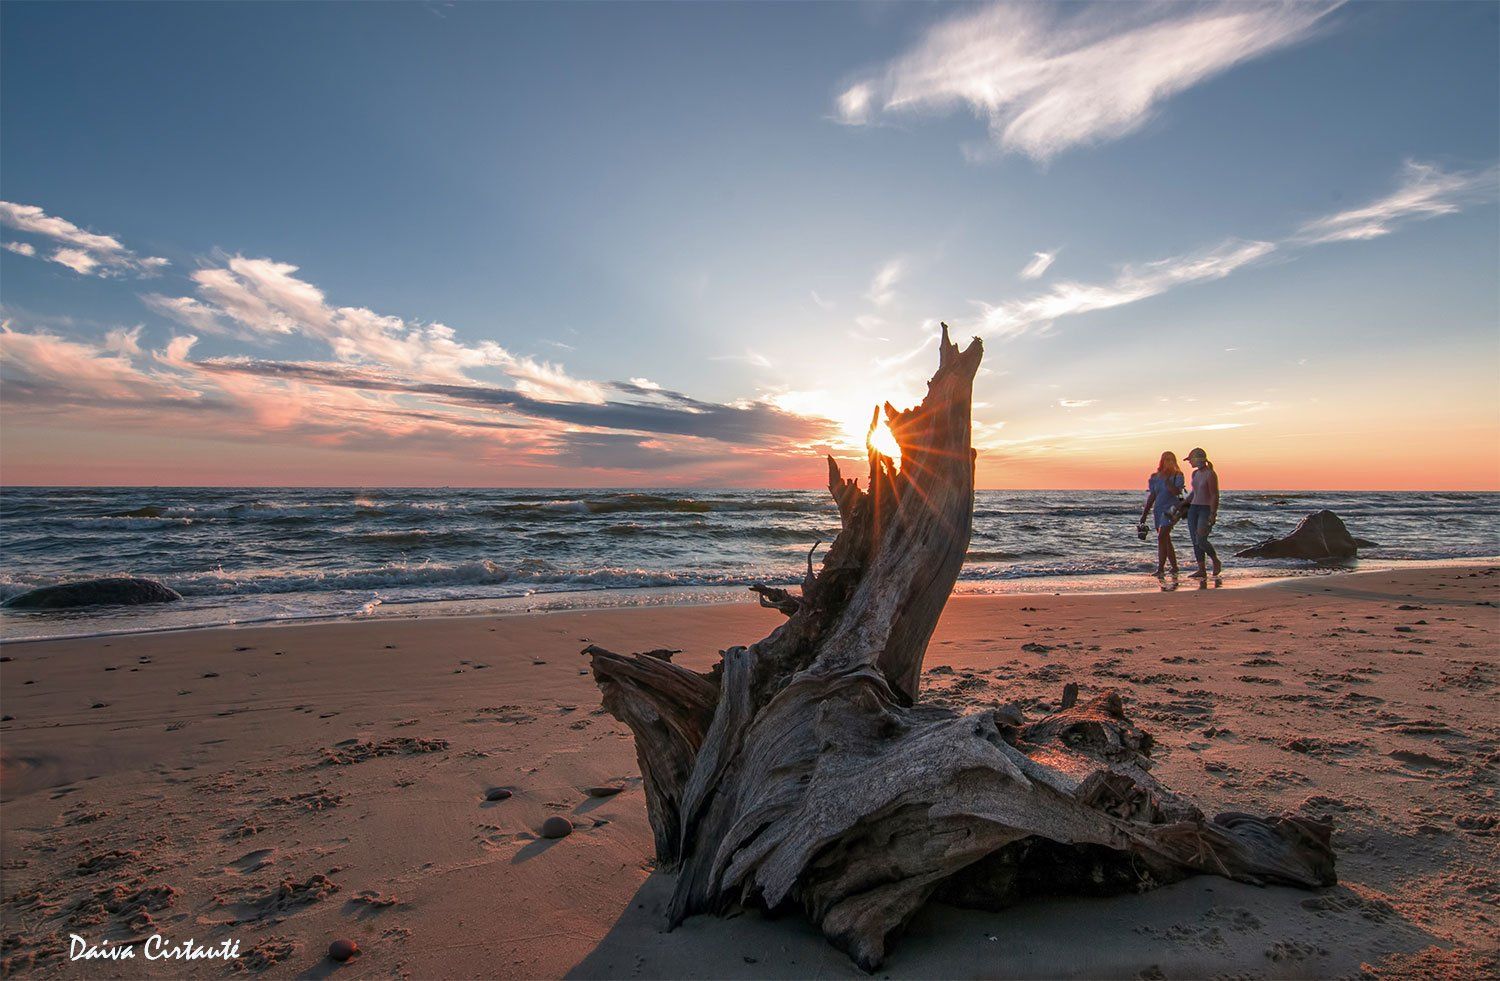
left=1140, top=451, right=1186, bottom=577
left=1185, top=447, right=1222, bottom=579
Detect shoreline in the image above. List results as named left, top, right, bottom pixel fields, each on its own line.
left=4, top=555, right=1496, bottom=646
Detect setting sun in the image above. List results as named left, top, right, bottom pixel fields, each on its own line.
left=867, top=411, right=902, bottom=469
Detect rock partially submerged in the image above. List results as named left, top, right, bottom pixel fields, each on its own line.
left=2, top=577, right=182, bottom=610
left=1237, top=510, right=1377, bottom=561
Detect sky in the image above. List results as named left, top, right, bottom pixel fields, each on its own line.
left=1, top=1, right=1497, bottom=490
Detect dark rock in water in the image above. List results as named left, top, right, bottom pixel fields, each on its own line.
left=2, top=577, right=181, bottom=610
left=540, top=816, right=573, bottom=839
left=327, top=939, right=359, bottom=962
left=1236, top=510, right=1377, bottom=561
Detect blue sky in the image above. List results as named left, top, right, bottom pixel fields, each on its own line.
left=2, top=1, right=1497, bottom=487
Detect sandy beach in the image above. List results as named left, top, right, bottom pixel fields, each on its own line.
left=1, top=565, right=1496, bottom=979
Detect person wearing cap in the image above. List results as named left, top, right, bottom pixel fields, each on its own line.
left=1184, top=447, right=1222, bottom=579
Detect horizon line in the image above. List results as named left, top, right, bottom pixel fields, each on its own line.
left=2, top=484, right=1497, bottom=494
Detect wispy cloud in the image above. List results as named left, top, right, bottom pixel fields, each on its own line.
left=1, top=317, right=840, bottom=480
left=867, top=258, right=904, bottom=307
left=977, top=239, right=1275, bottom=338
left=835, top=82, right=875, bottom=126
left=1057, top=398, right=1096, bottom=408
left=4, top=234, right=842, bottom=478
left=147, top=254, right=606, bottom=401
left=1294, top=160, right=1500, bottom=244
left=0, top=201, right=168, bottom=277
left=835, top=2, right=1336, bottom=162
left=1019, top=250, right=1058, bottom=280
left=195, top=359, right=836, bottom=448
left=103, top=325, right=144, bottom=357
left=0, top=322, right=199, bottom=405
left=969, top=159, right=1497, bottom=340
left=141, top=294, right=233, bottom=336
left=49, top=248, right=102, bottom=276
left=710, top=349, right=774, bottom=369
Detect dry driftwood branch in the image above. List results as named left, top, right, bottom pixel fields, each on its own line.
left=748, top=584, right=801, bottom=616
left=584, top=326, right=1335, bottom=970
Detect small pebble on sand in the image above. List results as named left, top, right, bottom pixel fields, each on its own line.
left=485, top=787, right=512, bottom=801
left=586, top=786, right=624, bottom=797
left=540, top=816, right=573, bottom=839
left=327, top=938, right=359, bottom=962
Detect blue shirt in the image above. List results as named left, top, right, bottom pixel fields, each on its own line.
left=1148, top=472, right=1185, bottom=524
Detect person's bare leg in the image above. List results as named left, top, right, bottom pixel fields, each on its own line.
left=1158, top=526, right=1178, bottom=576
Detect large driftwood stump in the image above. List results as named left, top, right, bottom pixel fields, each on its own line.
left=585, top=327, right=1335, bottom=970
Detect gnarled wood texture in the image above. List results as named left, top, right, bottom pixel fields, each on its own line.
left=584, top=327, right=1335, bottom=970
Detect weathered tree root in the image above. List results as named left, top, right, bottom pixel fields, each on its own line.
left=583, top=327, right=1336, bottom=970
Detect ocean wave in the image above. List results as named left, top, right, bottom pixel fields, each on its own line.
left=55, top=516, right=196, bottom=531
left=962, top=557, right=1149, bottom=580
left=0, top=580, right=37, bottom=602
left=111, top=506, right=166, bottom=518
left=582, top=494, right=713, bottom=514
left=351, top=529, right=471, bottom=546
left=5, top=488, right=1497, bottom=639
left=964, top=549, right=1063, bottom=562
left=162, top=559, right=789, bottom=596
left=483, top=493, right=821, bottom=517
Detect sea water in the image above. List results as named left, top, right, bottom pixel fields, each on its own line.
left=1, top=487, right=1495, bottom=640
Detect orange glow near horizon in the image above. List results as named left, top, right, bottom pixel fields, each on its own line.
left=3, top=423, right=1497, bottom=491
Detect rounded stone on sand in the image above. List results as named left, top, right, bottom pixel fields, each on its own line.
left=327, top=938, right=359, bottom=962
left=540, top=815, right=573, bottom=839
left=586, top=785, right=623, bottom=797
left=484, top=787, right=512, bottom=802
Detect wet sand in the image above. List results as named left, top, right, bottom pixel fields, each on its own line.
left=1, top=565, right=1496, bottom=978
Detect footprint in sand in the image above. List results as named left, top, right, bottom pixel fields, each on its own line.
left=211, top=873, right=342, bottom=927
left=1387, top=749, right=1462, bottom=773
left=345, top=889, right=399, bottom=914
left=228, top=848, right=278, bottom=875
